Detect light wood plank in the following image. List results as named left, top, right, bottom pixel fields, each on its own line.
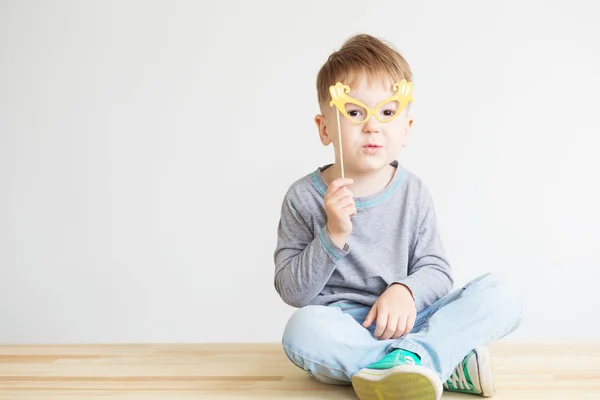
left=0, top=342, right=598, bottom=399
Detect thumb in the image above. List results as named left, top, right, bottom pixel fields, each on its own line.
left=362, top=305, right=377, bottom=328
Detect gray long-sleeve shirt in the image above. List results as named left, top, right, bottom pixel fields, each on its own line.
left=273, top=161, right=453, bottom=312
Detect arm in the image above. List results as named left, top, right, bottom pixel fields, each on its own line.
left=395, top=190, right=454, bottom=312
left=273, top=196, right=349, bottom=308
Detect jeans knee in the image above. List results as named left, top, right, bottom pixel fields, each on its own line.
left=472, top=272, right=525, bottom=319
left=281, top=305, right=356, bottom=384
left=282, top=305, right=337, bottom=354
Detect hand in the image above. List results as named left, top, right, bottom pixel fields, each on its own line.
left=324, top=178, right=356, bottom=247
left=362, top=284, right=417, bottom=340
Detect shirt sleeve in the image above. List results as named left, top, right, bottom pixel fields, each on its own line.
left=394, top=190, right=454, bottom=312
left=273, top=195, right=349, bottom=308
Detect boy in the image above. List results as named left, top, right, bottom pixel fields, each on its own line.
left=273, top=34, right=523, bottom=400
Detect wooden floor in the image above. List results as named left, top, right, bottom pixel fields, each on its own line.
left=0, top=342, right=599, bottom=399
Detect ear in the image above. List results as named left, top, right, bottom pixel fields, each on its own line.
left=314, top=114, right=332, bottom=146
left=401, top=112, right=415, bottom=147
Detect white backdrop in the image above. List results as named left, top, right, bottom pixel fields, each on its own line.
left=1, top=0, right=599, bottom=343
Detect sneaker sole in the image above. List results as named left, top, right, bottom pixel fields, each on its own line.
left=351, top=365, right=442, bottom=400
left=474, top=347, right=496, bottom=397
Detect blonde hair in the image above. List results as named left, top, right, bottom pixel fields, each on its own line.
left=316, top=34, right=413, bottom=109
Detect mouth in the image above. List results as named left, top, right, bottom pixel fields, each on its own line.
left=362, top=144, right=382, bottom=154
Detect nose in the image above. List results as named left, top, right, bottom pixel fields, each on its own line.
left=362, top=114, right=381, bottom=134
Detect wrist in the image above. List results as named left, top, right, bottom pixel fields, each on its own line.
left=327, top=225, right=348, bottom=249
left=391, top=283, right=414, bottom=299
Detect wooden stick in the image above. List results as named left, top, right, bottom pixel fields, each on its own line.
left=336, top=109, right=344, bottom=179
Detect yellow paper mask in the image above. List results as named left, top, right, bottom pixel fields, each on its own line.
left=327, top=80, right=414, bottom=178
left=329, top=80, right=414, bottom=124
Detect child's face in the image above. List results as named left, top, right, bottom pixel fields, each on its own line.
left=315, top=75, right=414, bottom=174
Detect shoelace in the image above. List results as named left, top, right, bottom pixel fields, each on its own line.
left=381, top=352, right=416, bottom=366
left=402, top=356, right=416, bottom=365
left=444, top=365, right=470, bottom=390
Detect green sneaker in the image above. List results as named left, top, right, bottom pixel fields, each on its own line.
left=443, top=347, right=495, bottom=397
left=352, top=349, right=443, bottom=400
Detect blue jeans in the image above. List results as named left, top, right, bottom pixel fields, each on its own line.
left=282, top=272, right=524, bottom=384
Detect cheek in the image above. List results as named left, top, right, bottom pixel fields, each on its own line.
left=338, top=122, right=361, bottom=137
left=384, top=124, right=406, bottom=140
left=391, top=117, right=408, bottom=129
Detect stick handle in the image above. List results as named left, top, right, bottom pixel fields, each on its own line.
left=336, top=109, right=344, bottom=179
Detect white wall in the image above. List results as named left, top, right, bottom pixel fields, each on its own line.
left=1, top=0, right=599, bottom=344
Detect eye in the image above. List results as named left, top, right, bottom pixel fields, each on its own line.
left=378, top=101, right=400, bottom=119
left=343, top=104, right=367, bottom=120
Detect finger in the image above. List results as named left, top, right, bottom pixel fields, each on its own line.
left=343, top=204, right=357, bottom=218
left=362, top=306, right=377, bottom=328
left=405, top=314, right=416, bottom=335
left=336, top=196, right=355, bottom=209
left=374, top=309, right=389, bottom=338
left=378, top=313, right=397, bottom=340
left=328, top=187, right=354, bottom=203
left=325, top=189, right=353, bottom=209
left=326, top=178, right=354, bottom=195
left=392, top=316, right=408, bottom=339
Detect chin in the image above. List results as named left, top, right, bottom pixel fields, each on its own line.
left=350, top=160, right=391, bottom=174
